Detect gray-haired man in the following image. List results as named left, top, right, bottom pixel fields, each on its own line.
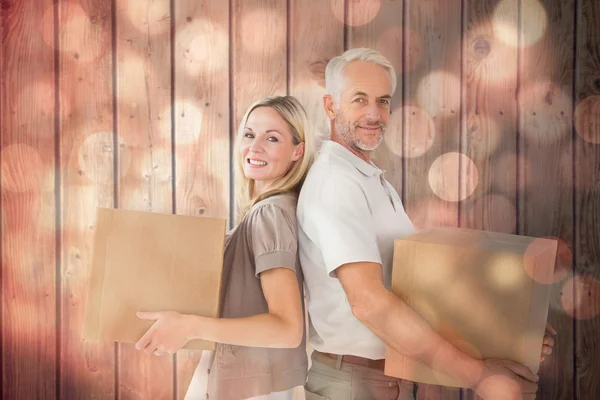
left=297, top=48, right=552, bottom=400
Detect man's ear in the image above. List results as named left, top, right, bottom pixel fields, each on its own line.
left=323, top=94, right=336, bottom=121
left=292, top=142, right=305, bottom=162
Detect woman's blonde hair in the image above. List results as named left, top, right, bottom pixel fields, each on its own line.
left=234, top=95, right=314, bottom=218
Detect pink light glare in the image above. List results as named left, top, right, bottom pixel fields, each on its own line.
left=428, top=152, right=478, bottom=202
left=574, top=95, right=600, bottom=144
left=331, top=0, right=381, bottom=27
left=384, top=106, right=435, bottom=158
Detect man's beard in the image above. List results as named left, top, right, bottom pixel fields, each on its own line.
left=334, top=115, right=386, bottom=152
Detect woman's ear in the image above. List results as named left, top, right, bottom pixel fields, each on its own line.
left=292, top=142, right=305, bottom=161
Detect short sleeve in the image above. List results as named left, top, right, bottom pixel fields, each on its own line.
left=249, top=203, right=298, bottom=277
left=303, top=174, right=381, bottom=277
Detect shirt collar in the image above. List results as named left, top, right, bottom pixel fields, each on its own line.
left=320, top=140, right=382, bottom=177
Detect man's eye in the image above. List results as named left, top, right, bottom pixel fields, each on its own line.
left=354, top=98, right=365, bottom=103
left=379, top=99, right=390, bottom=105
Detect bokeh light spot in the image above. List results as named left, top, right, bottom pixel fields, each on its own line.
left=78, top=132, right=130, bottom=183
left=240, top=9, right=286, bottom=54
left=417, top=71, right=462, bottom=119
left=493, top=0, right=547, bottom=48
left=172, top=101, right=204, bottom=145
left=466, top=115, right=502, bottom=161
left=524, top=237, right=571, bottom=285
left=384, top=106, right=435, bottom=158
left=1, top=144, right=44, bottom=193
left=42, top=2, right=110, bottom=62
left=574, top=95, right=600, bottom=144
left=406, top=198, right=458, bottom=232
left=561, top=275, right=600, bottom=320
left=488, top=254, right=526, bottom=290
left=125, top=0, right=171, bottom=35
left=331, top=0, right=380, bottom=27
left=428, top=153, right=478, bottom=202
left=181, top=19, right=229, bottom=76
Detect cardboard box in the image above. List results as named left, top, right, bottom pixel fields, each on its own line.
left=83, top=208, right=226, bottom=351
left=385, top=227, right=557, bottom=387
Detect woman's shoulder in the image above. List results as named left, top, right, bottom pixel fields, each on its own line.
left=249, top=192, right=298, bottom=219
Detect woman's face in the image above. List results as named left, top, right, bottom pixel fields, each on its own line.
left=240, top=106, right=303, bottom=195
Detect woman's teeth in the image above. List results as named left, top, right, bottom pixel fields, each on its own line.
left=249, top=159, right=267, bottom=166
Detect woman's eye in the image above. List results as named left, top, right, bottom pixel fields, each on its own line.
left=267, top=136, right=279, bottom=142
left=244, top=132, right=254, bottom=139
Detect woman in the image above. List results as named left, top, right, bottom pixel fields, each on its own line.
left=134, top=96, right=314, bottom=400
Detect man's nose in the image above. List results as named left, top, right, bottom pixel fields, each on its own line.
left=365, top=104, right=381, bottom=121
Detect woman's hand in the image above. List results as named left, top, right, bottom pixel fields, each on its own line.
left=135, top=311, right=194, bottom=356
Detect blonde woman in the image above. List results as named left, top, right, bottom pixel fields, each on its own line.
left=135, top=96, right=314, bottom=400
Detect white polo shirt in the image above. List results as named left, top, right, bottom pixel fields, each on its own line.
left=297, top=140, right=415, bottom=360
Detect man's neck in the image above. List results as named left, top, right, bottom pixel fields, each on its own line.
left=330, top=134, right=372, bottom=164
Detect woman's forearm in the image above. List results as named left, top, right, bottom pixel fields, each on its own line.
left=183, top=313, right=303, bottom=349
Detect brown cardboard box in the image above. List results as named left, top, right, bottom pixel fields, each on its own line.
left=82, top=207, right=226, bottom=351
left=385, top=227, right=557, bottom=387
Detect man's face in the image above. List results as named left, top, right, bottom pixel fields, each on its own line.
left=333, top=61, right=393, bottom=152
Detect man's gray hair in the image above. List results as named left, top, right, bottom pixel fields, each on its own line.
left=325, top=48, right=397, bottom=103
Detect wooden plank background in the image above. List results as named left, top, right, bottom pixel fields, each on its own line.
left=1, top=0, right=598, bottom=399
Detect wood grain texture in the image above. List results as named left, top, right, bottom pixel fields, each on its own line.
left=289, top=0, right=344, bottom=147
left=174, top=1, right=231, bottom=399
left=461, top=0, right=518, bottom=234
left=58, top=0, right=117, bottom=398
left=232, top=0, right=287, bottom=135
left=461, top=2, right=520, bottom=397
left=575, top=0, right=600, bottom=399
left=114, top=1, right=174, bottom=399
left=518, top=0, right=575, bottom=399
left=1, top=0, right=57, bottom=398
left=289, top=2, right=344, bottom=398
left=347, top=0, right=406, bottom=202
left=403, top=2, right=462, bottom=398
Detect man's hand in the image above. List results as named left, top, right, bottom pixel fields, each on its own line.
left=474, top=359, right=539, bottom=400
left=135, top=311, right=193, bottom=356
left=540, top=323, right=557, bottom=362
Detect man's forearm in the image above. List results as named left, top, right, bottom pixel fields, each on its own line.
left=357, top=289, right=484, bottom=388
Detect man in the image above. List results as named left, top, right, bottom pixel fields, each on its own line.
left=296, top=48, right=555, bottom=400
